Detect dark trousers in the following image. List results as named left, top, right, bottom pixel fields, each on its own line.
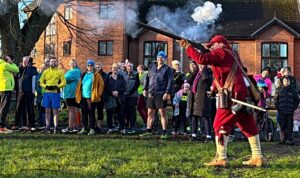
left=192, top=116, right=211, bottom=136
left=80, top=98, right=96, bottom=130
left=96, top=100, right=104, bottom=121
left=0, top=91, right=12, bottom=128
left=137, top=95, right=147, bottom=123
left=278, top=114, right=294, bottom=141
left=107, top=99, right=124, bottom=130
left=124, top=97, right=137, bottom=129
left=15, top=92, right=35, bottom=127
left=37, top=103, right=45, bottom=127
left=174, top=114, right=187, bottom=133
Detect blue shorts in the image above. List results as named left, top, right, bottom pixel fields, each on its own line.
left=42, top=93, right=61, bottom=109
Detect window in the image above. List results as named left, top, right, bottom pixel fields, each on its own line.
left=45, top=16, right=56, bottom=36
left=45, top=43, right=56, bottom=57
left=99, top=4, right=114, bottom=19
left=231, top=43, right=239, bottom=53
left=144, top=41, right=168, bottom=68
left=98, top=41, right=113, bottom=56
left=261, top=42, right=288, bottom=79
left=64, top=5, right=72, bottom=20
left=63, top=41, right=71, bottom=56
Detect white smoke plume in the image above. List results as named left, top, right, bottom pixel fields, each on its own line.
left=75, top=1, right=138, bottom=36
left=76, top=2, right=111, bottom=35
left=145, top=1, right=223, bottom=41
left=125, top=1, right=139, bottom=38
left=192, top=1, right=222, bottom=25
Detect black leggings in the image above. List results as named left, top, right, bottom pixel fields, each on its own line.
left=174, top=114, right=187, bottom=132
left=278, top=114, right=294, bottom=141
left=15, top=92, right=35, bottom=127
left=124, top=97, right=137, bottom=129
left=107, top=100, right=124, bottom=130
left=80, top=98, right=96, bottom=129
left=96, top=101, right=104, bottom=120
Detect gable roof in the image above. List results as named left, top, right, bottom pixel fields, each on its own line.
left=250, top=17, right=300, bottom=38
left=134, top=17, right=176, bottom=38
left=211, top=0, right=300, bottom=39
left=137, top=0, right=300, bottom=40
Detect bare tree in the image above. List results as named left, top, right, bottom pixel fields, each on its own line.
left=0, top=0, right=122, bottom=64
left=0, top=0, right=69, bottom=63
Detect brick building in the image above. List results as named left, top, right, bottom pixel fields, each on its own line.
left=213, top=0, right=300, bottom=81
left=30, top=0, right=130, bottom=72
left=28, top=0, right=300, bottom=81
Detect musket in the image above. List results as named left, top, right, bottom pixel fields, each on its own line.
left=231, top=98, right=267, bottom=112
left=136, top=22, right=210, bottom=53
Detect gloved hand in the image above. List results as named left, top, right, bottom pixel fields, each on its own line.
left=176, top=39, right=191, bottom=49
left=45, top=86, right=58, bottom=90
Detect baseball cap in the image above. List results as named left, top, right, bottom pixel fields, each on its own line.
left=87, top=59, right=95, bottom=66
left=157, top=51, right=167, bottom=60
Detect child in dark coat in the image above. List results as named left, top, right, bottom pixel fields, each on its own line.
left=275, top=76, right=299, bottom=145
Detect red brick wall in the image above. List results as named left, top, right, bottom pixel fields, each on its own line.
left=294, top=40, right=300, bottom=81
left=128, top=39, right=139, bottom=67
left=34, top=31, right=46, bottom=70
left=229, top=40, right=256, bottom=75
left=34, top=4, right=78, bottom=71
left=34, top=1, right=127, bottom=73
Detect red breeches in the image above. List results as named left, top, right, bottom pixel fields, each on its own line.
left=213, top=91, right=259, bottom=138
left=213, top=108, right=259, bottom=138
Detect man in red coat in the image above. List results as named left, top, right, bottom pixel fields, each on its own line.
left=178, top=35, right=264, bottom=167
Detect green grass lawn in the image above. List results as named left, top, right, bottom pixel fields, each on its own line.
left=1, top=133, right=300, bottom=178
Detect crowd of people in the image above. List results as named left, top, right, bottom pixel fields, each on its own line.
left=0, top=37, right=299, bottom=149
left=1, top=35, right=300, bottom=167
left=0, top=51, right=213, bottom=139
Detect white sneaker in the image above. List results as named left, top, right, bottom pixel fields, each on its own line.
left=62, top=127, right=73, bottom=133
left=206, top=135, right=212, bottom=139
left=72, top=128, right=79, bottom=132
left=88, top=129, right=96, bottom=135
left=78, top=128, right=87, bottom=135
left=120, top=129, right=127, bottom=135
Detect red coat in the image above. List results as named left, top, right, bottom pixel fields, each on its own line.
left=186, top=46, right=247, bottom=100
left=186, top=45, right=259, bottom=137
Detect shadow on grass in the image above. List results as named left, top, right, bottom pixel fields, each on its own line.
left=0, top=132, right=199, bottom=143
left=0, top=169, right=108, bottom=178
